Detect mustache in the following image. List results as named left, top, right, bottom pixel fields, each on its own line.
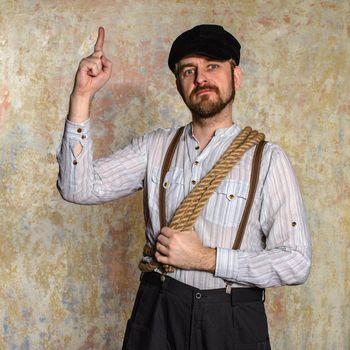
left=190, top=84, right=219, bottom=98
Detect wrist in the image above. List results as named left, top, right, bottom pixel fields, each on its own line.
left=198, top=247, right=216, bottom=273
left=70, top=89, right=93, bottom=101
left=70, top=92, right=93, bottom=108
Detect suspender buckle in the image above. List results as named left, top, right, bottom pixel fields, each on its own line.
left=225, top=282, right=233, bottom=294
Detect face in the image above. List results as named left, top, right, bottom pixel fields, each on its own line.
left=176, top=56, right=239, bottom=119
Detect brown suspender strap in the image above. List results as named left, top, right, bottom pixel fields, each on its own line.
left=232, top=141, right=266, bottom=250
left=138, top=127, right=185, bottom=272
left=159, top=126, right=185, bottom=229
left=225, top=140, right=266, bottom=294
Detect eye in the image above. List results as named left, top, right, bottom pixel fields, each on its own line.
left=208, top=63, right=219, bottom=70
left=183, top=68, right=195, bottom=77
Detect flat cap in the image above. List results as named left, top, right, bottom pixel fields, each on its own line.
left=168, top=24, right=241, bottom=73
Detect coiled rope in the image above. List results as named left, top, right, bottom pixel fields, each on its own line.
left=139, top=126, right=265, bottom=273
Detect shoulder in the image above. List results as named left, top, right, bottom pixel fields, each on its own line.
left=151, top=124, right=187, bottom=138
left=239, top=139, right=288, bottom=168
left=129, top=124, right=188, bottom=157
left=259, top=141, right=299, bottom=184
left=139, top=124, right=188, bottom=147
left=262, top=141, right=294, bottom=165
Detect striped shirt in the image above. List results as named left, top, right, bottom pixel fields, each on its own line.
left=57, top=119, right=311, bottom=290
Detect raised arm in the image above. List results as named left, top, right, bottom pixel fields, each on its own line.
left=57, top=28, right=147, bottom=205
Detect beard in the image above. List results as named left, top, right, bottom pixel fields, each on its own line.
left=181, top=83, right=235, bottom=119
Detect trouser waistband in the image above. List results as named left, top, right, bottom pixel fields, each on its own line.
left=141, top=271, right=264, bottom=304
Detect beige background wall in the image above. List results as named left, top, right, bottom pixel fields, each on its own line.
left=0, top=0, right=349, bottom=349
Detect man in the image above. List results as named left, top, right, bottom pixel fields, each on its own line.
left=57, top=24, right=311, bottom=350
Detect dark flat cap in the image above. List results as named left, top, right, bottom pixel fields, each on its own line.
left=168, top=24, right=241, bottom=73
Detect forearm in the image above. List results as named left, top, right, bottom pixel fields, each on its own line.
left=68, top=93, right=92, bottom=123
left=56, top=119, right=96, bottom=203
left=67, top=94, right=92, bottom=157
left=197, top=247, right=216, bottom=273
left=215, top=245, right=311, bottom=288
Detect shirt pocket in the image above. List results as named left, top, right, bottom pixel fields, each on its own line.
left=151, top=167, right=185, bottom=222
left=202, top=180, right=249, bottom=227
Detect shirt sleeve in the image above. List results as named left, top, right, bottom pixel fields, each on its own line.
left=56, top=119, right=148, bottom=204
left=215, top=145, right=312, bottom=288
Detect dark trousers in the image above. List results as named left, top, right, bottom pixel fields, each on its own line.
left=122, top=272, right=271, bottom=350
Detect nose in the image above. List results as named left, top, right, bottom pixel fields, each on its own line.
left=195, top=68, right=208, bottom=85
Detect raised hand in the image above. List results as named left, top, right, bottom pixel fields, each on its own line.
left=68, top=27, right=112, bottom=123
left=72, top=27, right=113, bottom=98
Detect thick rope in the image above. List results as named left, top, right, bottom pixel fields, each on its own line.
left=138, top=127, right=265, bottom=273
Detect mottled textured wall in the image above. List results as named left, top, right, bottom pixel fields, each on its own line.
left=0, top=0, right=349, bottom=349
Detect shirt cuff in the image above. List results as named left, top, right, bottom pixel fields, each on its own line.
left=63, top=119, right=91, bottom=142
left=214, top=247, right=239, bottom=281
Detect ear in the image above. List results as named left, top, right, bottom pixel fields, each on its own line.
left=233, top=66, right=242, bottom=90
left=176, top=78, right=183, bottom=97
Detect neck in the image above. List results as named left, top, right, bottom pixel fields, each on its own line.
left=191, top=108, right=233, bottom=150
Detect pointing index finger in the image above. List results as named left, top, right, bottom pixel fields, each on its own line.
left=94, top=26, right=105, bottom=52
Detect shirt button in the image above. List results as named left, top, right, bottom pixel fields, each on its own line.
left=72, top=160, right=78, bottom=165
left=81, top=135, right=86, bottom=139
left=195, top=145, right=200, bottom=150
left=191, top=180, right=196, bottom=185
left=292, top=222, right=297, bottom=227
left=194, top=161, right=199, bottom=166
left=77, top=128, right=82, bottom=133
left=163, top=181, right=169, bottom=189
left=195, top=292, right=202, bottom=299
left=228, top=194, right=235, bottom=201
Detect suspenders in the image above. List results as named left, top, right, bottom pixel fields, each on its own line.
left=159, top=127, right=266, bottom=251
left=139, top=125, right=266, bottom=280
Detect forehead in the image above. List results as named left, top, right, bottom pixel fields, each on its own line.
left=178, top=54, right=227, bottom=66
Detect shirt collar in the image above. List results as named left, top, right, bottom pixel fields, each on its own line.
left=185, top=122, right=242, bottom=140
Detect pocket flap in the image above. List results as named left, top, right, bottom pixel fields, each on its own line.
left=151, top=167, right=184, bottom=186
left=216, top=180, right=249, bottom=200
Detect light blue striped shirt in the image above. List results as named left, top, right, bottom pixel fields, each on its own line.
left=57, top=119, right=311, bottom=290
